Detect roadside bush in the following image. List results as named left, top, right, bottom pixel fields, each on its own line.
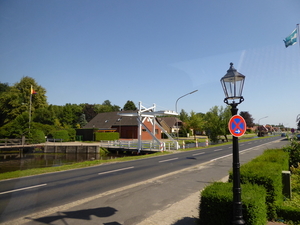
left=275, top=173, right=300, bottom=224
left=229, top=149, right=289, bottom=219
left=251, top=149, right=289, bottom=171
left=29, top=129, right=45, bottom=144
left=199, top=182, right=267, bottom=225
left=283, top=139, right=300, bottom=168
left=229, top=162, right=283, bottom=219
left=32, top=123, right=56, bottom=137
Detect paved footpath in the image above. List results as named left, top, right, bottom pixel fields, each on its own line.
left=4, top=138, right=288, bottom=225
left=136, top=139, right=288, bottom=225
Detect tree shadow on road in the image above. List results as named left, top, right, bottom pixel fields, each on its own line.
left=171, top=216, right=199, bottom=225
left=26, top=206, right=121, bottom=224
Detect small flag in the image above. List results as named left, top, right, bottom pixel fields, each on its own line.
left=283, top=28, right=298, bottom=48
left=31, top=85, right=37, bottom=94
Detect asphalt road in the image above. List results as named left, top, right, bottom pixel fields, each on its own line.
left=0, top=136, right=288, bottom=224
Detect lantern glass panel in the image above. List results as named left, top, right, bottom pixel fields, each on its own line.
left=221, top=67, right=245, bottom=99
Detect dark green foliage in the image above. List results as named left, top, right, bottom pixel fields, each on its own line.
left=95, top=132, right=119, bottom=141
left=199, top=182, right=267, bottom=225
left=52, top=130, right=70, bottom=142
left=0, top=112, right=29, bottom=138
left=277, top=205, right=300, bottom=224
left=123, top=100, right=137, bottom=111
left=283, top=139, right=300, bottom=168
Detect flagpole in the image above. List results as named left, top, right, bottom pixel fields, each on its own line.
left=297, top=24, right=300, bottom=49
left=29, top=85, right=32, bottom=134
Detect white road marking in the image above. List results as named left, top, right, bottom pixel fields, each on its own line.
left=214, top=149, right=223, bottom=152
left=192, top=152, right=205, bottom=156
left=210, top=154, right=232, bottom=162
left=0, top=184, right=47, bottom=195
left=98, top=166, right=134, bottom=175
left=159, top=158, right=178, bottom=163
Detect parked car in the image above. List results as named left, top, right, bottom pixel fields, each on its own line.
left=281, top=133, right=286, bottom=137
left=297, top=134, right=300, bottom=140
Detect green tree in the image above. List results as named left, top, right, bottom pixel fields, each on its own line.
left=0, top=82, right=10, bottom=93
left=179, top=109, right=189, bottom=122
left=102, top=100, right=120, bottom=112
left=59, top=103, right=83, bottom=128
left=187, top=111, right=204, bottom=139
left=0, top=112, right=29, bottom=138
left=219, top=106, right=232, bottom=141
left=93, top=101, right=120, bottom=114
left=0, top=76, right=47, bottom=127
left=204, top=106, right=231, bottom=143
left=123, top=100, right=137, bottom=111
left=78, top=114, right=88, bottom=128
left=33, top=106, right=56, bottom=125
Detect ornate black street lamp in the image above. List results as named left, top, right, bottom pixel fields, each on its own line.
left=220, top=62, right=245, bottom=225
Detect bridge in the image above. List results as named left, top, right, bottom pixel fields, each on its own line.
left=0, top=139, right=177, bottom=155
left=99, top=140, right=179, bottom=153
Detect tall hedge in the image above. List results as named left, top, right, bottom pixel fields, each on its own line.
left=95, top=132, right=119, bottom=141
left=199, top=182, right=267, bottom=225
left=52, top=130, right=70, bottom=142
left=229, top=149, right=289, bottom=219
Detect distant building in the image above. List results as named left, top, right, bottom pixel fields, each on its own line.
left=81, top=111, right=162, bottom=140
left=156, top=117, right=182, bottom=134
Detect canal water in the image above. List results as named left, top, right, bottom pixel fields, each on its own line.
left=0, top=152, right=126, bottom=173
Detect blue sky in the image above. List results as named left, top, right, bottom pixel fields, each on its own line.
left=1, top=0, right=300, bottom=128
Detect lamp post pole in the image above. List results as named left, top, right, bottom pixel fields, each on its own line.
left=221, top=63, right=245, bottom=225
left=230, top=102, right=244, bottom=224
left=175, top=90, right=198, bottom=140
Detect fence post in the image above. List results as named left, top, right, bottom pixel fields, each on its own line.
left=160, top=142, right=164, bottom=152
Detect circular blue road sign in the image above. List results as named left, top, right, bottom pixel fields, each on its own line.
left=228, top=115, right=246, bottom=137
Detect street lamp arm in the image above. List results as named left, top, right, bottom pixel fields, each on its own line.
left=174, top=89, right=198, bottom=141
left=258, top=116, right=268, bottom=125
left=175, top=90, right=198, bottom=112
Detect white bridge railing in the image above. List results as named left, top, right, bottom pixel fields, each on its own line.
left=99, top=140, right=178, bottom=151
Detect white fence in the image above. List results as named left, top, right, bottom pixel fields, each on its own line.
left=99, top=140, right=178, bottom=151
